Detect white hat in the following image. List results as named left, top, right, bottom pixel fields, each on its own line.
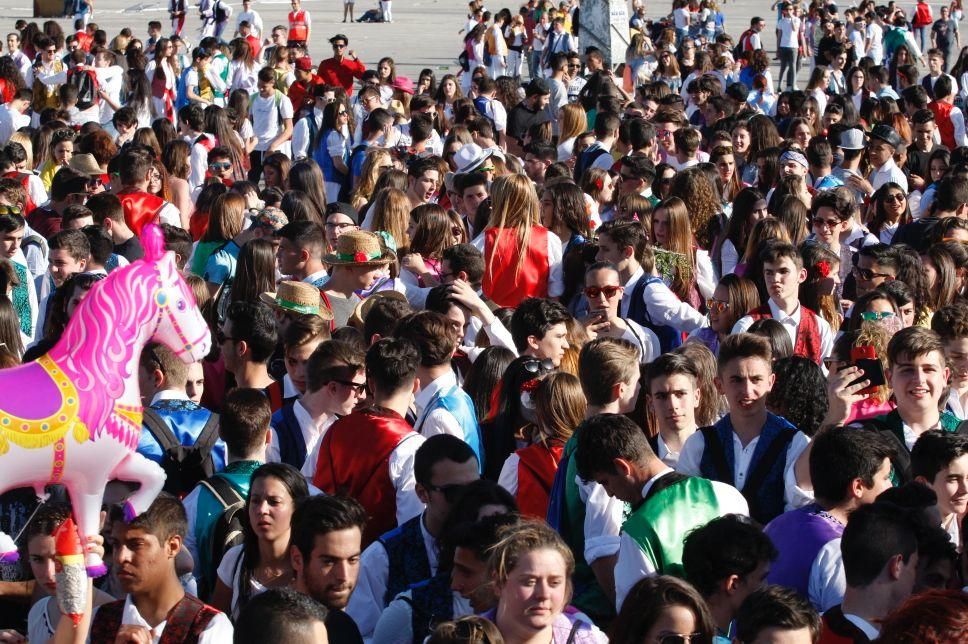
left=453, top=143, right=495, bottom=175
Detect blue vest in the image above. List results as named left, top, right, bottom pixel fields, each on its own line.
left=270, top=403, right=306, bottom=470
left=313, top=128, right=349, bottom=183
left=405, top=574, right=453, bottom=642
left=418, top=385, right=484, bottom=471
left=698, top=413, right=796, bottom=524
left=379, top=515, right=431, bottom=605
left=137, top=399, right=227, bottom=471
left=627, top=275, right=682, bottom=354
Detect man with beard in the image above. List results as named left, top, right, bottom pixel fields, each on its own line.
left=290, top=494, right=367, bottom=643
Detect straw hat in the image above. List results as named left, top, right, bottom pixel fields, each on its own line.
left=323, top=230, right=396, bottom=267
left=348, top=290, right=408, bottom=330
left=68, top=153, right=102, bottom=176
left=260, top=281, right=334, bottom=320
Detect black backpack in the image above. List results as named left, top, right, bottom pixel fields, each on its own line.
left=214, top=0, right=228, bottom=23
left=68, top=68, right=99, bottom=112
left=199, top=475, right=246, bottom=594
left=141, top=408, right=221, bottom=498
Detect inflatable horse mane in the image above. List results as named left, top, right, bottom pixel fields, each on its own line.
left=0, top=224, right=210, bottom=576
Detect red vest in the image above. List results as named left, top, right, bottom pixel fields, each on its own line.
left=288, top=10, right=308, bottom=40
left=929, top=100, right=956, bottom=149
left=482, top=225, right=550, bottom=308
left=118, top=190, right=165, bottom=235
left=516, top=442, right=563, bottom=520
left=747, top=304, right=824, bottom=365
left=313, top=407, right=416, bottom=547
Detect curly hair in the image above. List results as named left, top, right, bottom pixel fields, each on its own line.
left=669, top=167, right=720, bottom=249
left=766, top=357, right=828, bottom=437
left=876, top=590, right=968, bottom=644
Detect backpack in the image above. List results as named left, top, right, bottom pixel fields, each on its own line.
left=68, top=68, right=99, bottom=112
left=733, top=28, right=754, bottom=58
left=141, top=408, right=221, bottom=498
left=458, top=49, right=470, bottom=72
left=213, top=0, right=229, bottom=23
left=199, top=475, right=246, bottom=592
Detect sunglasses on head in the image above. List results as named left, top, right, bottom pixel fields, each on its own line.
left=0, top=205, right=22, bottom=216
left=522, top=358, right=555, bottom=374
left=584, top=285, right=622, bottom=299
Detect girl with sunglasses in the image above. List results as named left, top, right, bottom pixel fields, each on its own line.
left=687, top=273, right=760, bottom=356
left=868, top=182, right=911, bottom=244
left=582, top=262, right=661, bottom=363
left=610, top=575, right=715, bottom=644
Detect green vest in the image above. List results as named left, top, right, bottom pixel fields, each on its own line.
left=622, top=476, right=722, bottom=579
left=11, top=261, right=31, bottom=336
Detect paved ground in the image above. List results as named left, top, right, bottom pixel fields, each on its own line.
left=7, top=0, right=782, bottom=83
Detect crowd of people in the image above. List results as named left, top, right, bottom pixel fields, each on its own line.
left=0, top=0, right=966, bottom=641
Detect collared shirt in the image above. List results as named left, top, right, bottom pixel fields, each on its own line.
left=267, top=400, right=335, bottom=469
left=843, top=613, right=880, bottom=640
left=92, top=594, right=234, bottom=643
left=302, top=267, right=329, bottom=289
left=869, top=157, right=908, bottom=192
left=732, top=299, right=834, bottom=362
left=414, top=370, right=464, bottom=439
left=317, top=56, right=367, bottom=95
left=346, top=514, right=439, bottom=639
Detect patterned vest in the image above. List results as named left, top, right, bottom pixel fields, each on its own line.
left=481, top=226, right=550, bottom=308
left=746, top=304, right=823, bottom=365
left=313, top=407, right=417, bottom=547
left=379, top=515, right=431, bottom=606
left=90, top=594, right=219, bottom=644
left=10, top=261, right=30, bottom=336
left=698, top=413, right=797, bottom=524
left=819, top=605, right=874, bottom=644
left=622, top=474, right=723, bottom=579
left=764, top=504, right=844, bottom=597
left=405, top=574, right=454, bottom=643
left=417, top=385, right=484, bottom=471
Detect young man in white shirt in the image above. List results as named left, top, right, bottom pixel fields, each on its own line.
left=235, top=0, right=264, bottom=37
left=847, top=124, right=908, bottom=195
left=248, top=67, right=294, bottom=183
left=0, top=89, right=30, bottom=146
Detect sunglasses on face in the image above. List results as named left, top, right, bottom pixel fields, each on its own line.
left=706, top=297, right=730, bottom=313
left=333, top=379, right=368, bottom=395
left=657, top=635, right=708, bottom=644
left=334, top=43, right=347, bottom=49
left=584, top=285, right=622, bottom=299
left=883, top=192, right=905, bottom=202
left=853, top=266, right=894, bottom=281
left=522, top=358, right=555, bottom=374
left=812, top=216, right=842, bottom=229
left=424, top=482, right=470, bottom=503
left=209, top=162, right=232, bottom=171
left=0, top=205, right=22, bottom=215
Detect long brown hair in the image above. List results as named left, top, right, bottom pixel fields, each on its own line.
left=370, top=187, right=412, bottom=251
left=530, top=372, right=585, bottom=447
left=201, top=192, right=245, bottom=243
left=653, top=196, right=696, bottom=300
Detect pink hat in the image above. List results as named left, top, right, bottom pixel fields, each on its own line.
left=392, top=75, right=415, bottom=95
left=295, top=56, right=313, bottom=72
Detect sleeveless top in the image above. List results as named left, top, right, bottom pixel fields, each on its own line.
left=270, top=402, right=306, bottom=470
left=90, top=594, right=219, bottom=644
left=929, top=100, right=956, bottom=149
left=746, top=304, right=823, bottom=365
left=288, top=10, right=308, bottom=40
left=482, top=226, right=550, bottom=307
left=379, top=516, right=431, bottom=605
left=516, top=441, right=563, bottom=519
left=764, top=503, right=844, bottom=596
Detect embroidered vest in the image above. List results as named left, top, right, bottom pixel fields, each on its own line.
left=746, top=304, right=823, bottom=365
left=545, top=432, right=619, bottom=623
left=32, top=61, right=63, bottom=112
left=90, top=594, right=219, bottom=644
left=379, top=515, right=432, bottom=606
left=628, top=275, right=683, bottom=354
left=313, top=407, right=416, bottom=547
left=482, top=226, right=550, bottom=308
left=622, top=475, right=723, bottom=578
left=764, top=504, right=844, bottom=597
left=118, top=191, right=166, bottom=236
left=516, top=442, right=563, bottom=520
left=10, top=261, right=31, bottom=336
left=417, top=385, right=484, bottom=470
left=929, top=100, right=956, bottom=149
left=698, top=413, right=797, bottom=524
left=270, top=402, right=306, bottom=470
left=405, top=574, right=454, bottom=643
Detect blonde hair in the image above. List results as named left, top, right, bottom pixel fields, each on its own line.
left=370, top=187, right=412, bottom=251
left=485, top=174, right=540, bottom=278
left=559, top=103, right=587, bottom=143
left=350, top=148, right=393, bottom=211
left=488, top=520, right=575, bottom=587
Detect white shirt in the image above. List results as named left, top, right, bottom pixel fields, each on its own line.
left=869, top=157, right=909, bottom=192
left=0, top=104, right=29, bottom=146
left=414, top=370, right=465, bottom=440
left=346, top=514, right=438, bottom=640
left=267, top=400, right=335, bottom=471
left=808, top=538, right=846, bottom=611
left=676, top=419, right=813, bottom=511
left=778, top=16, right=801, bottom=48
left=842, top=613, right=881, bottom=640
left=731, top=299, right=834, bottom=361
left=95, top=65, right=124, bottom=125
left=636, top=272, right=707, bottom=334
left=291, top=106, right=322, bottom=160
left=621, top=318, right=661, bottom=364
left=90, top=594, right=233, bottom=643
left=614, top=469, right=749, bottom=610
left=300, top=417, right=426, bottom=526
left=866, top=22, right=884, bottom=64
left=235, top=9, right=263, bottom=36
left=250, top=91, right=294, bottom=153
left=471, top=229, right=564, bottom=298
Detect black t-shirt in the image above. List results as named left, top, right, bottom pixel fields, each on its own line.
left=114, top=234, right=145, bottom=262
left=325, top=608, right=364, bottom=644
left=506, top=101, right=546, bottom=144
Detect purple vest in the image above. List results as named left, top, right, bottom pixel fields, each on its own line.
left=763, top=504, right=844, bottom=596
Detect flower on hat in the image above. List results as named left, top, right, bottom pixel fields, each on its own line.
left=354, top=251, right=368, bottom=263
left=815, top=261, right=831, bottom=278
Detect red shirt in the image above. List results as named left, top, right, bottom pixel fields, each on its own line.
left=244, top=34, right=261, bottom=58
left=316, top=56, right=366, bottom=95
left=288, top=74, right=323, bottom=117
left=75, top=31, right=93, bottom=52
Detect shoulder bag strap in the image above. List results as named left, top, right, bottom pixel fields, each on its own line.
left=200, top=475, right=244, bottom=509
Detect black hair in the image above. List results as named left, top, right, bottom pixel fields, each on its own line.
left=80, top=224, right=113, bottom=265
left=682, top=515, right=778, bottom=597
left=233, top=587, right=328, bottom=644
left=224, top=301, right=278, bottom=363
left=765, top=357, right=827, bottom=437
left=289, top=495, right=367, bottom=559
left=414, top=434, right=478, bottom=487
left=219, top=388, right=272, bottom=458
left=734, top=586, right=821, bottom=644
left=841, top=502, right=919, bottom=588
left=911, top=430, right=968, bottom=483
left=809, top=426, right=896, bottom=506
left=574, top=413, right=654, bottom=481
left=441, top=243, right=485, bottom=286
left=509, top=297, right=570, bottom=353
left=365, top=337, right=420, bottom=395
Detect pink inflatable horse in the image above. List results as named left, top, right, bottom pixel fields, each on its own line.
left=0, top=224, right=210, bottom=576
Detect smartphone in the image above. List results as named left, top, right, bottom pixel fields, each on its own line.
left=844, top=345, right=886, bottom=395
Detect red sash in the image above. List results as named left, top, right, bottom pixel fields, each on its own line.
left=516, top=442, right=563, bottom=519
left=746, top=304, right=823, bottom=365
left=482, top=226, right=550, bottom=308
left=118, top=190, right=165, bottom=235
left=313, top=407, right=415, bottom=547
